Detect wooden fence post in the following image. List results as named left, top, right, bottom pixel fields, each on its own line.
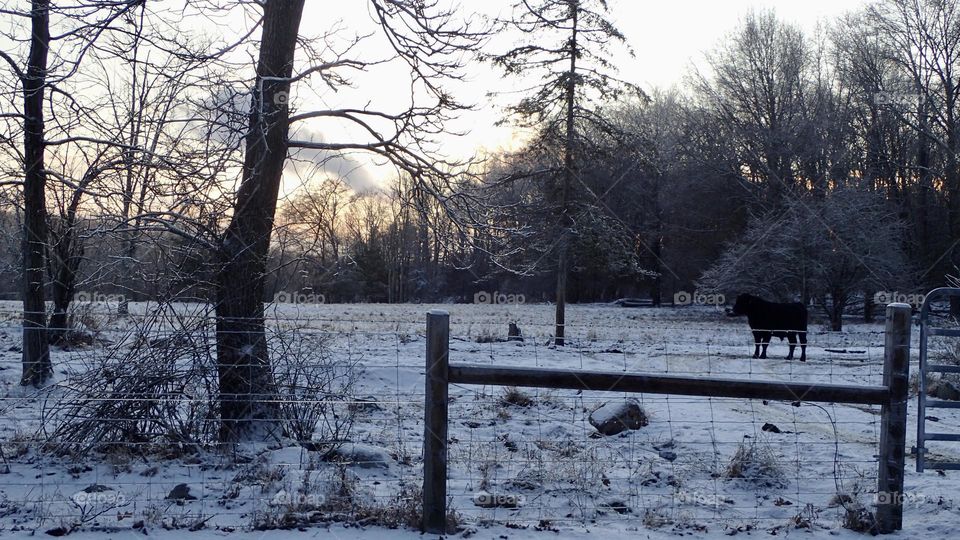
left=423, top=310, right=449, bottom=533
left=877, top=303, right=911, bottom=533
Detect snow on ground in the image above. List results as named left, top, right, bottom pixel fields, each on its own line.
left=0, top=301, right=957, bottom=539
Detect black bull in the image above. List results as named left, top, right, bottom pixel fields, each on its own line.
left=726, top=293, right=807, bottom=361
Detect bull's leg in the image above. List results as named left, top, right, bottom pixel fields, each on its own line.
left=798, top=331, right=807, bottom=362
left=759, top=332, right=770, bottom=359
left=786, top=333, right=797, bottom=360
left=752, top=331, right=762, bottom=358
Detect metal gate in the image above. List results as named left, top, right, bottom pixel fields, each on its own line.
left=916, top=287, right=960, bottom=471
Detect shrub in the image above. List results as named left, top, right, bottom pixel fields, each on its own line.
left=270, top=330, right=358, bottom=453
left=41, top=312, right=219, bottom=456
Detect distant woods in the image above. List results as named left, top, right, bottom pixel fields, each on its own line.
left=1, top=0, right=958, bottom=317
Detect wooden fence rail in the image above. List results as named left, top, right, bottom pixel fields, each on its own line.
left=422, top=304, right=912, bottom=534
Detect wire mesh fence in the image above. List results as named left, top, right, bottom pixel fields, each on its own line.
left=445, top=392, right=881, bottom=531
left=0, top=301, right=914, bottom=535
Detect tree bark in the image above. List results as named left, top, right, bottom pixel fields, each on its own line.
left=215, top=0, right=305, bottom=443
left=21, top=0, right=52, bottom=387
left=48, top=219, right=82, bottom=345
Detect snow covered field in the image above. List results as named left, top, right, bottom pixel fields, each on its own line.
left=0, top=301, right=957, bottom=539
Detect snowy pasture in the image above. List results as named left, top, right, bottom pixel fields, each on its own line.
left=0, top=301, right=957, bottom=539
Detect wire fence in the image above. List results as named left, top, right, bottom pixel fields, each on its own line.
left=445, top=393, right=880, bottom=530
left=0, top=301, right=913, bottom=535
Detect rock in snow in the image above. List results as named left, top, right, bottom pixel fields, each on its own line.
left=324, top=443, right=395, bottom=469
left=761, top=422, right=782, bottom=433
left=658, top=450, right=678, bottom=462
left=936, top=380, right=960, bottom=401
left=165, top=483, right=197, bottom=501
left=507, top=322, right=524, bottom=342
left=588, top=399, right=649, bottom=436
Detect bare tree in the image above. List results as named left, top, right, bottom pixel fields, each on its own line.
left=13, top=0, right=53, bottom=385
left=697, top=10, right=812, bottom=204
left=14, top=2, right=232, bottom=342
left=45, top=146, right=116, bottom=343
left=870, top=0, right=960, bottom=229
left=699, top=189, right=911, bottom=331
left=212, top=0, right=482, bottom=441
left=0, top=0, right=146, bottom=385
left=277, top=177, right=352, bottom=272
left=213, top=0, right=306, bottom=443
left=864, top=0, right=960, bottom=300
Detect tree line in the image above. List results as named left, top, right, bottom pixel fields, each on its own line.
left=1, top=0, right=958, bottom=440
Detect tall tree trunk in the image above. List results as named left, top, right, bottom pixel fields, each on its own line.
left=830, top=289, right=845, bottom=332
left=555, top=0, right=578, bottom=347
left=21, top=0, right=52, bottom=387
left=917, top=95, right=933, bottom=273
left=116, top=234, right=134, bottom=315
left=215, top=0, right=305, bottom=443
left=945, top=127, right=960, bottom=317
left=945, top=93, right=960, bottom=239
left=48, top=174, right=89, bottom=344
left=650, top=174, right=663, bottom=306
left=48, top=224, right=82, bottom=344
left=865, top=106, right=881, bottom=191
left=650, top=234, right=662, bottom=306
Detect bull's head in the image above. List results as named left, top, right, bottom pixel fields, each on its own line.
left=726, top=293, right=753, bottom=316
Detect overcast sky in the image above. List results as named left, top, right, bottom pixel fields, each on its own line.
left=441, top=0, right=871, bottom=158
left=287, top=0, right=871, bottom=192
left=1, top=0, right=874, bottom=194
left=616, top=0, right=867, bottom=88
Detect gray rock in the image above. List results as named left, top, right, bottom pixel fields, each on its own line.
left=601, top=499, right=632, bottom=514
left=165, top=483, right=196, bottom=501
left=589, top=399, right=649, bottom=436
left=937, top=380, right=960, bottom=401
left=325, top=443, right=394, bottom=469
left=659, top=450, right=678, bottom=462
left=761, top=422, right=782, bottom=434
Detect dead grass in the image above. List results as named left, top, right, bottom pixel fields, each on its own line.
left=499, top=386, right=535, bottom=408
left=724, top=438, right=788, bottom=489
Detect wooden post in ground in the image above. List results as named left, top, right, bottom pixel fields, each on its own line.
left=422, top=310, right=449, bottom=533
left=877, top=303, right=911, bottom=533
